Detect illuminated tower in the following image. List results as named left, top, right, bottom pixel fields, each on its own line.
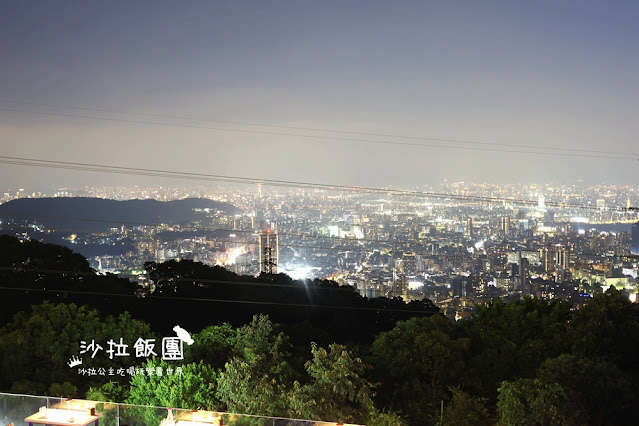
left=257, top=183, right=263, bottom=198
left=542, top=245, right=555, bottom=273
left=554, top=245, right=569, bottom=282
left=500, top=216, right=510, bottom=238
left=391, top=269, right=409, bottom=301
left=466, top=218, right=473, bottom=239
left=259, top=229, right=278, bottom=274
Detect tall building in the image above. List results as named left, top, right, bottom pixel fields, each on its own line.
left=596, top=199, right=606, bottom=210
left=616, top=232, right=630, bottom=256
left=452, top=275, right=472, bottom=298
left=402, top=253, right=417, bottom=275
left=500, top=216, right=510, bottom=238
left=466, top=218, right=473, bottom=239
left=554, top=245, right=569, bottom=283
left=632, top=221, right=639, bottom=255
left=564, top=222, right=573, bottom=235
left=517, top=255, right=531, bottom=295
left=259, top=229, right=279, bottom=274
left=555, top=245, right=569, bottom=269
left=542, top=245, right=555, bottom=273
left=391, top=273, right=409, bottom=301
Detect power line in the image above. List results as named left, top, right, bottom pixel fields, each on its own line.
left=1, top=156, right=635, bottom=211
left=0, top=285, right=434, bottom=314
left=0, top=107, right=636, bottom=160
left=0, top=156, right=614, bottom=211
left=0, top=266, right=359, bottom=292
left=2, top=98, right=637, bottom=157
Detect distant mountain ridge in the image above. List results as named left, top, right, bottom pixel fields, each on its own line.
left=0, top=197, right=240, bottom=232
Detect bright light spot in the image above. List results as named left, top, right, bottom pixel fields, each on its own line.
left=408, top=281, right=423, bottom=290
left=282, top=265, right=314, bottom=280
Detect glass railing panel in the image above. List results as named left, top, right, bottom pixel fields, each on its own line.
left=0, top=393, right=47, bottom=426
left=0, top=393, right=355, bottom=426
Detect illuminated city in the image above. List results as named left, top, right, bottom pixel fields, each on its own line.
left=1, top=1, right=638, bottom=424
left=1, top=181, right=637, bottom=321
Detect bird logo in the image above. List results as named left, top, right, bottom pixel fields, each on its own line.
left=173, top=325, right=194, bottom=345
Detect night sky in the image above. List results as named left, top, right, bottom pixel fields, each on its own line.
left=1, top=1, right=637, bottom=190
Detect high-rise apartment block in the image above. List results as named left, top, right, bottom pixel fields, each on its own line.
left=259, top=229, right=279, bottom=274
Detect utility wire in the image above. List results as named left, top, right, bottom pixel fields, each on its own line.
left=1, top=156, right=635, bottom=211
left=0, top=155, right=619, bottom=211
left=2, top=98, right=637, bottom=157
left=0, top=286, right=434, bottom=314
left=0, top=107, right=636, bottom=160
left=0, top=266, right=360, bottom=292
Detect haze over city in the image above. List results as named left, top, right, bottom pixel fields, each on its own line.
left=1, top=0, right=638, bottom=190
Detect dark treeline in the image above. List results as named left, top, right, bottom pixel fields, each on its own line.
left=1, top=235, right=638, bottom=425
left=0, top=235, right=437, bottom=343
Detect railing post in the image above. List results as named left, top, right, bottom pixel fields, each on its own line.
left=117, top=403, right=120, bottom=426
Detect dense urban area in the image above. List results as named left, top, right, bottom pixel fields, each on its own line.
left=2, top=182, right=637, bottom=322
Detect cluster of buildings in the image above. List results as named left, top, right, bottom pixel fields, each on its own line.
left=2, top=182, right=638, bottom=320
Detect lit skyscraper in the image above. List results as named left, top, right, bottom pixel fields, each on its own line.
left=259, top=229, right=279, bottom=274
left=542, top=245, right=555, bottom=273
left=500, top=216, right=510, bottom=238
left=596, top=199, right=606, bottom=210
left=554, top=245, right=569, bottom=283
left=466, top=218, right=473, bottom=239
left=538, top=195, right=545, bottom=211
